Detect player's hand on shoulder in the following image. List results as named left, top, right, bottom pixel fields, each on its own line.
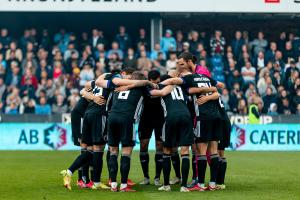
left=93, top=96, right=106, bottom=105
left=149, top=82, right=159, bottom=89
left=80, top=89, right=85, bottom=96
left=211, top=86, right=218, bottom=92
left=197, top=96, right=209, bottom=105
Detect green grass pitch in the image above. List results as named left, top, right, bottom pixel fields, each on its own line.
left=1, top=151, right=300, bottom=200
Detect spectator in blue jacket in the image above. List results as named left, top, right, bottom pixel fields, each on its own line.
left=231, top=31, right=245, bottom=59
left=150, top=43, right=166, bottom=61
left=160, top=29, right=176, bottom=53
left=35, top=96, right=51, bottom=115
left=107, top=42, right=124, bottom=60
left=115, top=26, right=132, bottom=53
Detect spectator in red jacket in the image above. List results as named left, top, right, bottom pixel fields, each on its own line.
left=21, top=68, right=38, bottom=89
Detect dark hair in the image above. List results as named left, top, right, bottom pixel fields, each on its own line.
left=148, top=70, right=160, bottom=81
left=131, top=71, right=146, bottom=80
left=178, top=52, right=197, bottom=64
left=282, top=97, right=289, bottom=102
left=160, top=74, right=172, bottom=82
left=104, top=73, right=113, bottom=80
left=158, top=52, right=164, bottom=56
left=111, top=69, right=121, bottom=75
left=121, top=67, right=135, bottom=75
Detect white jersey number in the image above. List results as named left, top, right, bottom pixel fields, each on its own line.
left=118, top=91, right=130, bottom=100
left=93, top=87, right=103, bottom=97
left=171, top=86, right=184, bottom=100
left=219, top=97, right=225, bottom=108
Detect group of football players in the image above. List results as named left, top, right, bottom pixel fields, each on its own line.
left=60, top=52, right=231, bottom=192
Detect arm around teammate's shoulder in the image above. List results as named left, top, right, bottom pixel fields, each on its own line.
left=160, top=77, right=183, bottom=86
left=188, top=86, right=217, bottom=95
left=196, top=91, right=220, bottom=105
left=95, top=77, right=109, bottom=89
left=150, top=85, right=174, bottom=97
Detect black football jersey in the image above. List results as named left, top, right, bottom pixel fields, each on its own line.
left=85, top=80, right=111, bottom=115
left=217, top=97, right=229, bottom=121
left=159, top=84, right=191, bottom=118
left=181, top=74, right=221, bottom=120
left=73, top=97, right=89, bottom=116
left=109, top=87, right=150, bottom=122
left=140, top=95, right=164, bottom=122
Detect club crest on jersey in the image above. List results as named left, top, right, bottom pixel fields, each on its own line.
left=230, top=124, right=246, bottom=150
left=44, top=124, right=67, bottom=150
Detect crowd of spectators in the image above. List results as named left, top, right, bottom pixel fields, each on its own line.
left=0, top=26, right=299, bottom=115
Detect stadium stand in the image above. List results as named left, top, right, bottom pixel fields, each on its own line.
left=0, top=27, right=299, bottom=115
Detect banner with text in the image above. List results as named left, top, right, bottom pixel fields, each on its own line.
left=0, top=123, right=299, bottom=151
left=0, top=123, right=152, bottom=150
left=0, top=0, right=300, bottom=13
left=229, top=124, right=300, bottom=151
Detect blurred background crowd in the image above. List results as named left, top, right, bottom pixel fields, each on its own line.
left=0, top=26, right=299, bottom=115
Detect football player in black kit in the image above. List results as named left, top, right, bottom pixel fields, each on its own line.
left=182, top=52, right=231, bottom=190
left=149, top=74, right=194, bottom=192
left=161, top=52, right=222, bottom=191
left=61, top=76, right=110, bottom=190
left=61, top=68, right=141, bottom=190
left=96, top=71, right=158, bottom=192
left=70, top=95, right=90, bottom=188
left=138, top=70, right=164, bottom=186
left=199, top=92, right=231, bottom=190
left=148, top=71, right=219, bottom=192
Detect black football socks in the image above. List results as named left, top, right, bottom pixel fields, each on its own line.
left=120, top=154, right=131, bottom=184
left=155, top=151, right=163, bottom=179
left=181, top=154, right=190, bottom=187
left=163, top=154, right=171, bottom=186
left=140, top=151, right=150, bottom=179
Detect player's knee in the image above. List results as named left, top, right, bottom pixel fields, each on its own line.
left=110, top=146, right=119, bottom=154
left=218, top=150, right=225, bottom=158
left=122, top=147, right=133, bottom=155
left=197, top=143, right=208, bottom=155
left=140, top=140, right=149, bottom=151
left=209, top=141, right=218, bottom=154
left=180, top=146, right=189, bottom=155
left=80, top=143, right=88, bottom=148
left=93, top=144, right=105, bottom=151
left=163, top=147, right=172, bottom=155
left=87, top=146, right=93, bottom=151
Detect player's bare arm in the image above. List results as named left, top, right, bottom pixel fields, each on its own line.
left=160, top=77, right=183, bottom=86
left=80, top=89, right=106, bottom=105
left=188, top=86, right=218, bottom=95
left=150, top=85, right=175, bottom=97
left=196, top=91, right=220, bottom=105
left=115, top=80, right=158, bottom=92
left=84, top=81, right=93, bottom=92
left=216, top=81, right=225, bottom=89
left=96, top=76, right=156, bottom=88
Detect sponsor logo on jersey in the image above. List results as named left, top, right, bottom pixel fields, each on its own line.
left=194, top=77, right=210, bottom=82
